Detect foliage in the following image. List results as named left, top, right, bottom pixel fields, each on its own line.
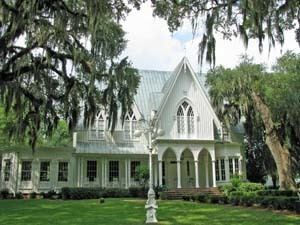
left=134, top=165, right=149, bottom=187
left=206, top=52, right=300, bottom=189
left=61, top=187, right=148, bottom=200
left=153, top=0, right=300, bottom=66
left=0, top=189, right=10, bottom=199
left=29, top=192, right=37, bottom=199
left=0, top=0, right=141, bottom=151
left=256, top=190, right=298, bottom=197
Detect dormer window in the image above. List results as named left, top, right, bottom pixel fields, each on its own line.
left=177, top=101, right=195, bottom=135
left=124, top=110, right=138, bottom=140
left=89, top=111, right=105, bottom=140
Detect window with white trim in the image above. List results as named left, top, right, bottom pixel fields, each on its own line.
left=4, top=159, right=11, bottom=182
left=131, top=161, right=140, bottom=181
left=124, top=110, right=138, bottom=140
left=215, top=160, right=220, bottom=181
left=177, top=101, right=195, bottom=135
left=40, top=161, right=50, bottom=182
left=89, top=112, right=105, bottom=140
left=21, top=161, right=32, bottom=181
left=109, top=161, right=119, bottom=182
left=58, top=162, right=68, bottom=182
left=87, top=160, right=97, bottom=182
left=229, top=157, right=239, bottom=178
left=216, top=158, right=226, bottom=181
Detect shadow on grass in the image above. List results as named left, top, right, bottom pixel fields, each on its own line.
left=0, top=199, right=298, bottom=225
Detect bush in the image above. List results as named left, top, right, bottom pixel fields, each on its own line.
left=15, top=192, right=23, bottom=199
left=128, top=187, right=147, bottom=198
left=30, top=192, right=37, bottom=199
left=209, top=195, right=221, bottom=204
left=238, top=183, right=264, bottom=193
left=257, top=196, right=298, bottom=211
left=61, top=187, right=138, bottom=200
left=228, top=191, right=244, bottom=206
left=0, top=189, right=10, bottom=199
left=240, top=193, right=256, bottom=207
left=99, top=197, right=105, bottom=204
left=182, top=195, right=191, bottom=201
left=256, top=190, right=297, bottom=197
left=196, top=194, right=208, bottom=203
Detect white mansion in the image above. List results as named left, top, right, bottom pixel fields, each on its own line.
left=0, top=58, right=244, bottom=194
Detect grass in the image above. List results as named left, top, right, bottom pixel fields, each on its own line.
left=0, top=199, right=299, bottom=225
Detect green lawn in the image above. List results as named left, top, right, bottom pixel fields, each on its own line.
left=0, top=199, right=299, bottom=225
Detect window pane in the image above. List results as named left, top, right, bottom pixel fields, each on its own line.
left=4, top=159, right=11, bottom=181
left=109, top=161, right=119, bottom=182
left=229, top=158, right=233, bottom=177
left=215, top=160, right=220, bottom=181
left=21, top=161, right=32, bottom=181
left=87, top=160, right=97, bottom=182
left=40, top=162, right=50, bottom=182
left=220, top=159, right=226, bottom=181
left=234, top=158, right=239, bottom=174
left=130, top=161, right=140, bottom=180
left=58, top=162, right=68, bottom=182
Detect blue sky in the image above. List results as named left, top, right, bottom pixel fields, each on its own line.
left=122, top=2, right=299, bottom=72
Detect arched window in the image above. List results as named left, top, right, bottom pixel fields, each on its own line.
left=176, top=101, right=195, bottom=135
left=89, top=111, right=106, bottom=140
left=124, top=110, right=138, bottom=140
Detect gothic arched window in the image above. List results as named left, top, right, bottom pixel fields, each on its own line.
left=89, top=111, right=106, bottom=140
left=176, top=101, right=195, bottom=135
left=124, top=110, right=137, bottom=140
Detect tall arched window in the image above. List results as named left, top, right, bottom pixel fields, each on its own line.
left=124, top=110, right=137, bottom=140
left=177, top=101, right=195, bottom=135
left=89, top=111, right=106, bottom=140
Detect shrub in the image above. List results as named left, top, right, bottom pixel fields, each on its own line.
left=257, top=196, right=298, bottom=211
left=30, top=192, right=37, bottom=199
left=240, top=193, right=256, bottom=207
left=128, top=187, right=147, bottom=198
left=256, top=190, right=297, bottom=197
left=99, top=197, right=105, bottom=204
left=238, top=183, right=264, bottom=192
left=196, top=194, right=208, bottom=203
left=229, top=191, right=244, bottom=206
left=209, top=195, right=220, bottom=204
left=15, top=192, right=23, bottom=199
left=182, top=195, right=190, bottom=201
left=0, top=189, right=10, bottom=199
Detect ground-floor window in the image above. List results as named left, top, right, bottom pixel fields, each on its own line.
left=216, top=158, right=226, bottom=181
left=229, top=157, right=239, bottom=177
left=40, top=161, right=50, bottom=182
left=109, top=161, right=119, bottom=182
left=21, top=161, right=32, bottom=181
left=4, top=159, right=11, bottom=181
left=58, top=162, right=68, bottom=182
left=215, top=160, right=220, bottom=181
left=87, top=160, right=97, bottom=182
left=130, top=161, right=140, bottom=181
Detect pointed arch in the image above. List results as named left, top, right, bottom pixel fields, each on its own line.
left=124, top=110, right=138, bottom=140
left=176, top=100, right=195, bottom=135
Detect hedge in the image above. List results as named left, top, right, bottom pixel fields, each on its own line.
left=61, top=187, right=148, bottom=200
left=256, top=190, right=298, bottom=197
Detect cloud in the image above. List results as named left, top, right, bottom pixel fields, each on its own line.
left=122, top=2, right=299, bottom=72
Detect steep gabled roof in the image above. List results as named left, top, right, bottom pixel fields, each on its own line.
left=154, top=57, right=222, bottom=130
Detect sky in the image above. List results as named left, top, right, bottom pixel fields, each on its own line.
left=122, top=2, right=299, bottom=73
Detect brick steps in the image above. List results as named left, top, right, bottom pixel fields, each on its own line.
left=161, top=187, right=221, bottom=200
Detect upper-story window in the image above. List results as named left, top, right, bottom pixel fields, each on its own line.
left=124, top=110, right=138, bottom=140
left=89, top=111, right=105, bottom=140
left=177, top=101, right=195, bottom=135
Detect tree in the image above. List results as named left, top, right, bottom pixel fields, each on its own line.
left=206, top=53, right=300, bottom=190
left=0, top=1, right=142, bottom=151
left=135, top=165, right=149, bottom=188
left=152, top=0, right=300, bottom=66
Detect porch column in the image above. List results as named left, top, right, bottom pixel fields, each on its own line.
left=225, top=156, right=230, bottom=182
left=211, top=160, right=217, bottom=188
left=194, top=160, right=199, bottom=188
left=154, top=161, right=158, bottom=187
left=125, top=159, right=128, bottom=189
left=205, top=159, right=209, bottom=188
left=238, top=156, right=243, bottom=175
left=128, top=159, right=131, bottom=187
left=176, top=160, right=181, bottom=189
left=101, top=159, right=105, bottom=187
left=158, top=160, right=163, bottom=186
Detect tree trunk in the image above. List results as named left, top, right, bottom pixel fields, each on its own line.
left=251, top=92, right=296, bottom=190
